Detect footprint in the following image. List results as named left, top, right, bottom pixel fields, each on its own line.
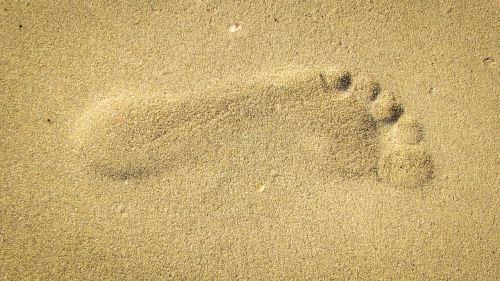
left=71, top=66, right=433, bottom=188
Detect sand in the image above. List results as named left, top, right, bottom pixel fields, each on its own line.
left=0, top=0, right=498, bottom=280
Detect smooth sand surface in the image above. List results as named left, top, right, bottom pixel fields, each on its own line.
left=1, top=1, right=499, bottom=280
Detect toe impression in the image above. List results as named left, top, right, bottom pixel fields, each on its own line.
left=378, top=146, right=433, bottom=188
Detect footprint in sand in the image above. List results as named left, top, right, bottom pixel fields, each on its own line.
left=71, top=67, right=433, bottom=188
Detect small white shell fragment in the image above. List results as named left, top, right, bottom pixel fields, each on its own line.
left=228, top=23, right=241, bottom=32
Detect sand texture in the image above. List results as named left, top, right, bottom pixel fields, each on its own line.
left=1, top=0, right=499, bottom=280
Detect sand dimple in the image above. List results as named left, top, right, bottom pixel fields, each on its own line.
left=71, top=67, right=434, bottom=188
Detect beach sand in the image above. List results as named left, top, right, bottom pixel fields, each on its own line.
left=1, top=0, right=498, bottom=280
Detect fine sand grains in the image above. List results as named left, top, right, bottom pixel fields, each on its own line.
left=71, top=66, right=433, bottom=188
left=1, top=1, right=498, bottom=279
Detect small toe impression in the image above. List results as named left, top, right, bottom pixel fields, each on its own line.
left=370, top=91, right=403, bottom=122
left=378, top=146, right=433, bottom=188
left=389, top=116, right=423, bottom=145
left=334, top=72, right=353, bottom=91
left=318, top=71, right=353, bottom=93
